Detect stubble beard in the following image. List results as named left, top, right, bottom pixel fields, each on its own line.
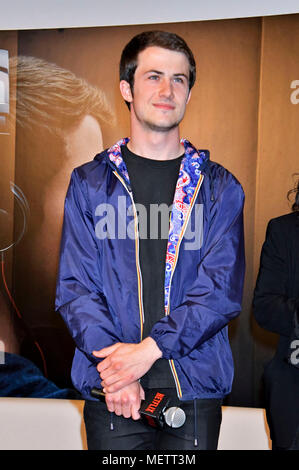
left=134, top=104, right=185, bottom=133
left=130, top=84, right=187, bottom=133
left=141, top=118, right=181, bottom=133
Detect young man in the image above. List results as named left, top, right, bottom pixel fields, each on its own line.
left=55, top=31, right=245, bottom=450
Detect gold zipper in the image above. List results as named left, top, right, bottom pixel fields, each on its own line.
left=166, top=173, right=205, bottom=398
left=113, top=167, right=204, bottom=398
left=113, top=170, right=144, bottom=341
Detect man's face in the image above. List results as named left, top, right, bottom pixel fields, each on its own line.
left=121, top=46, right=191, bottom=133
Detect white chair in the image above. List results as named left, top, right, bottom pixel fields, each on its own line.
left=0, top=397, right=87, bottom=450
left=218, top=405, right=271, bottom=450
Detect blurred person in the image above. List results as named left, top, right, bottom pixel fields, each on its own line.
left=56, top=30, right=245, bottom=450
left=1, top=56, right=115, bottom=391
left=253, top=176, right=299, bottom=450
left=0, top=184, right=76, bottom=398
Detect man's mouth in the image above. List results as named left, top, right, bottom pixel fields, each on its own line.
left=152, top=103, right=175, bottom=110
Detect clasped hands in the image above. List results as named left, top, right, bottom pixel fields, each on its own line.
left=92, top=337, right=162, bottom=420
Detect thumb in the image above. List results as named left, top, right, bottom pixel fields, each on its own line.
left=92, top=343, right=120, bottom=357
left=140, top=385, right=145, bottom=401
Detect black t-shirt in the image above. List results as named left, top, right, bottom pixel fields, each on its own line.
left=122, top=145, right=183, bottom=388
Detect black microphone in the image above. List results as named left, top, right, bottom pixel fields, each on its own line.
left=90, top=387, right=186, bottom=429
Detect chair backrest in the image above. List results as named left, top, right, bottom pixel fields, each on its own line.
left=218, top=405, right=271, bottom=450
left=0, top=398, right=271, bottom=450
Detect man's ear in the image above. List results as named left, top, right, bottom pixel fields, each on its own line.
left=186, top=90, right=191, bottom=105
left=120, top=80, right=133, bottom=103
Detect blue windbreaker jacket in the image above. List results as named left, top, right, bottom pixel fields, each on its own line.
left=55, top=138, right=245, bottom=401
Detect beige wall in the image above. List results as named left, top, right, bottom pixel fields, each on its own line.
left=252, top=14, right=299, bottom=400
left=0, top=31, right=17, bottom=279
left=255, top=14, right=299, bottom=265
left=0, top=31, right=18, bottom=353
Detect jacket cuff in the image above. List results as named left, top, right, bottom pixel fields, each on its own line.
left=149, top=332, right=174, bottom=361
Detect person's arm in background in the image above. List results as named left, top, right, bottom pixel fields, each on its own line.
left=55, top=169, right=144, bottom=418
left=253, top=218, right=299, bottom=337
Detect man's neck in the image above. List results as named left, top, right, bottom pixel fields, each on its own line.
left=127, top=127, right=183, bottom=161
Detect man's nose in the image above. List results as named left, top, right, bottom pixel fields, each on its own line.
left=159, top=78, right=174, bottom=99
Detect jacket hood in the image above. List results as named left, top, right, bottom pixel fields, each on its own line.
left=95, top=137, right=213, bottom=199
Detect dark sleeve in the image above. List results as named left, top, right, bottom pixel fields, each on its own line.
left=253, top=218, right=299, bottom=337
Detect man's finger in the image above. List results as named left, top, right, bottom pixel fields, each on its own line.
left=96, top=352, right=123, bottom=374
left=131, top=396, right=141, bottom=420
left=105, top=393, right=116, bottom=413
left=102, top=376, right=131, bottom=394
left=140, top=387, right=145, bottom=401
left=96, top=356, right=111, bottom=373
left=120, top=394, right=131, bottom=419
left=99, top=356, right=125, bottom=376
left=100, top=371, right=122, bottom=388
left=131, top=406, right=141, bottom=421
left=101, top=368, right=136, bottom=390
left=92, top=343, right=120, bottom=358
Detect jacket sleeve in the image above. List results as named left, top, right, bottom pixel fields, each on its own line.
left=150, top=168, right=245, bottom=360
left=253, top=218, right=299, bottom=337
left=55, top=169, right=122, bottom=362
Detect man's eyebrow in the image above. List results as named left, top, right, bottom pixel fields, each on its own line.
left=173, top=72, right=189, bottom=80
left=145, top=70, right=188, bottom=79
left=145, top=70, right=163, bottom=75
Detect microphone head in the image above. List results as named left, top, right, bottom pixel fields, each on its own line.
left=163, top=406, right=186, bottom=428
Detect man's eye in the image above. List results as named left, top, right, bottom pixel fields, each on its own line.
left=174, top=77, right=184, bottom=84
left=149, top=75, right=159, bottom=80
